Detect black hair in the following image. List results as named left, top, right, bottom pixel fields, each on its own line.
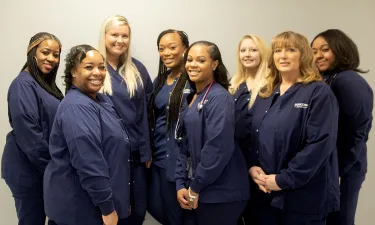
left=185, top=41, right=230, bottom=90
left=21, top=32, right=64, bottom=100
left=311, top=29, right=368, bottom=74
left=149, top=29, right=189, bottom=131
left=63, top=44, right=98, bottom=93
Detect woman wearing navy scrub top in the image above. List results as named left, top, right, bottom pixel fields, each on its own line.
left=98, top=15, right=153, bottom=225
left=148, top=29, right=191, bottom=225
left=43, top=45, right=131, bottom=225
left=175, top=41, right=249, bottom=225
left=1, top=32, right=63, bottom=225
left=230, top=34, right=269, bottom=225
left=248, top=31, right=340, bottom=225
left=312, top=29, right=373, bottom=225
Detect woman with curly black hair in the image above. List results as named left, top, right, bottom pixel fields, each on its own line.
left=43, top=44, right=132, bottom=225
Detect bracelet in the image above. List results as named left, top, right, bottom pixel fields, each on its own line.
left=188, top=189, right=197, bottom=202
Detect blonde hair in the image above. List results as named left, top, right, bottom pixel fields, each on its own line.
left=230, top=34, right=269, bottom=108
left=260, top=31, right=322, bottom=98
left=98, top=15, right=143, bottom=97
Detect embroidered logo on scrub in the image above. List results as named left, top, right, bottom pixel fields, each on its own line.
left=294, top=103, right=308, bottom=109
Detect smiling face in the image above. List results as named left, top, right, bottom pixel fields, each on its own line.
left=158, top=32, right=186, bottom=69
left=311, top=36, right=336, bottom=72
left=273, top=45, right=301, bottom=75
left=239, top=38, right=261, bottom=71
left=34, top=39, right=60, bottom=75
left=105, top=23, right=130, bottom=58
left=72, top=50, right=106, bottom=97
left=185, top=44, right=218, bottom=84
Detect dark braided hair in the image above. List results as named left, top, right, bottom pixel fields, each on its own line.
left=21, top=32, right=64, bottom=100
left=149, top=29, right=189, bottom=131
left=185, top=41, right=230, bottom=90
left=63, top=44, right=99, bottom=94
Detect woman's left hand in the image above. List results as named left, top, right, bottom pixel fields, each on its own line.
left=264, top=174, right=281, bottom=191
left=188, top=187, right=199, bottom=209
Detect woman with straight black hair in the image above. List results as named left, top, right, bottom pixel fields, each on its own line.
left=1, top=32, right=63, bottom=225
left=175, top=41, right=249, bottom=225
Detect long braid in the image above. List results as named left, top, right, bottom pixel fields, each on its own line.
left=167, top=72, right=188, bottom=130
left=23, top=32, right=64, bottom=100
left=149, top=29, right=189, bottom=131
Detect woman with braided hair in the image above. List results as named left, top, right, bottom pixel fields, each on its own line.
left=1, top=32, right=63, bottom=225
left=148, top=29, right=191, bottom=225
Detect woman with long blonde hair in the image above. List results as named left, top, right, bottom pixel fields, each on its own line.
left=247, top=31, right=339, bottom=224
left=230, top=34, right=268, bottom=107
left=98, top=15, right=153, bottom=225
left=230, top=34, right=269, bottom=225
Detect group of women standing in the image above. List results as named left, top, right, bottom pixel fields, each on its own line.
left=1, top=14, right=372, bottom=225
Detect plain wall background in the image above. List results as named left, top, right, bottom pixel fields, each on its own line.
left=1, top=0, right=374, bottom=224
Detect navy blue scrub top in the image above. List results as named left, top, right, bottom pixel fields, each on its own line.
left=44, top=86, right=132, bottom=225
left=324, top=70, right=373, bottom=176
left=2, top=71, right=60, bottom=187
left=151, top=75, right=192, bottom=181
left=175, top=82, right=249, bottom=203
left=233, top=82, right=253, bottom=168
left=249, top=81, right=340, bottom=214
left=106, top=58, right=153, bottom=163
left=152, top=76, right=179, bottom=168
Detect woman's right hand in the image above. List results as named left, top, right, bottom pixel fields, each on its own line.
left=102, top=210, right=118, bottom=225
left=249, top=166, right=269, bottom=193
left=177, top=188, right=192, bottom=210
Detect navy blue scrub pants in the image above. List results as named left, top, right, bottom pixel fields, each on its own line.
left=237, top=178, right=255, bottom=225
left=147, top=164, right=183, bottom=225
left=6, top=181, right=56, bottom=225
left=327, top=172, right=366, bottom=225
left=186, top=201, right=247, bottom=225
left=118, top=161, right=148, bottom=225
left=254, top=192, right=327, bottom=225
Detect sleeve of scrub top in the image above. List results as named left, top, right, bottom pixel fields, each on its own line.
left=139, top=102, right=152, bottom=163
left=61, top=104, right=115, bottom=216
left=8, top=81, right=50, bottom=172
left=276, top=85, right=339, bottom=190
left=139, top=64, right=153, bottom=162
left=190, top=93, right=236, bottom=193
left=235, top=106, right=253, bottom=170
left=175, top=122, right=189, bottom=191
left=335, top=79, right=373, bottom=176
left=138, top=61, right=153, bottom=104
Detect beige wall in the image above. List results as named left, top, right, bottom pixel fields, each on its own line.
left=1, top=0, right=374, bottom=224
